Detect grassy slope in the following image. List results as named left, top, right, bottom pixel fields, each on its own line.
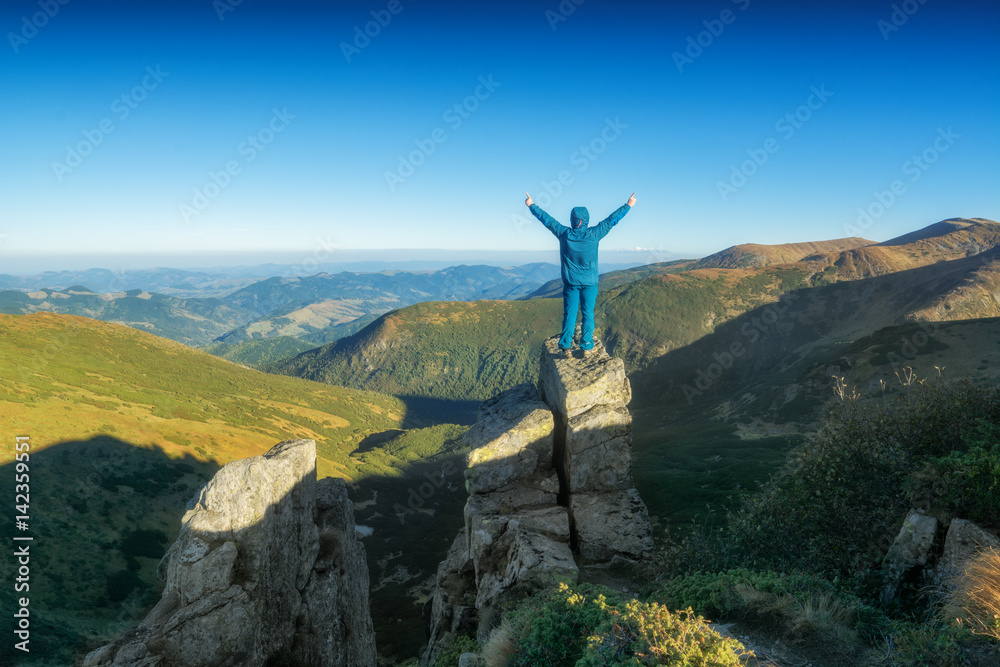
left=630, top=249, right=1000, bottom=420
left=0, top=312, right=470, bottom=665
left=267, top=299, right=563, bottom=403
left=201, top=335, right=316, bottom=368
left=694, top=236, right=874, bottom=268
left=0, top=313, right=410, bottom=480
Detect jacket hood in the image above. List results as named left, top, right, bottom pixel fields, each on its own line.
left=570, top=206, right=590, bottom=228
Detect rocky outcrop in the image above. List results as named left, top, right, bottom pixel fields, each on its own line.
left=84, top=439, right=376, bottom=667
left=422, top=339, right=653, bottom=664
left=880, top=510, right=1000, bottom=604
left=423, top=528, right=478, bottom=667
left=933, top=519, right=1000, bottom=588
left=539, top=338, right=653, bottom=564
left=881, top=509, right=938, bottom=602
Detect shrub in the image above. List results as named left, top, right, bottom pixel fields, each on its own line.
left=503, top=583, right=747, bottom=666
left=580, top=601, right=747, bottom=666
left=729, top=379, right=1000, bottom=576
left=908, top=422, right=1000, bottom=524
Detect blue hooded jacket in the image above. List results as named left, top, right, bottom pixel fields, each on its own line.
left=529, top=203, right=631, bottom=286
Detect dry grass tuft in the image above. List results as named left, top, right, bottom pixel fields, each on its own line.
left=733, top=584, right=858, bottom=646
left=941, top=547, right=1000, bottom=640
left=481, top=621, right=517, bottom=667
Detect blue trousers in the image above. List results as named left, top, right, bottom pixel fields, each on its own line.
left=560, top=283, right=598, bottom=350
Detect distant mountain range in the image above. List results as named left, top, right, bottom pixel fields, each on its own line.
left=0, top=286, right=255, bottom=346
left=0, top=263, right=562, bottom=348
left=268, top=218, right=1000, bottom=418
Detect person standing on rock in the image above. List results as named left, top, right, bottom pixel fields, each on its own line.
left=525, top=192, right=636, bottom=357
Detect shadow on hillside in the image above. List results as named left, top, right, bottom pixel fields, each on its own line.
left=628, top=250, right=1000, bottom=419
left=348, top=447, right=470, bottom=661
left=0, top=430, right=471, bottom=665
left=0, top=435, right=218, bottom=666
left=353, top=429, right=407, bottom=454
left=397, top=395, right=481, bottom=427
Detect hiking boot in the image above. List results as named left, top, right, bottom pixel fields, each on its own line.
left=559, top=348, right=572, bottom=359
left=582, top=347, right=595, bottom=358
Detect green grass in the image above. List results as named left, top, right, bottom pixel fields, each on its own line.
left=0, top=313, right=472, bottom=665
left=0, top=312, right=410, bottom=476
left=268, top=299, right=562, bottom=402
left=202, top=336, right=316, bottom=368
left=631, top=413, right=799, bottom=529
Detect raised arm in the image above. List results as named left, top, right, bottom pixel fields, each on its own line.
left=595, top=192, right=636, bottom=239
left=525, top=192, right=564, bottom=237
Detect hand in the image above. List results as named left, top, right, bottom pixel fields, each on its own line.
left=627, top=192, right=636, bottom=207
left=525, top=192, right=533, bottom=207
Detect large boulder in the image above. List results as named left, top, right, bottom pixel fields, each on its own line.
left=464, top=384, right=555, bottom=495
left=933, top=519, right=1000, bottom=588
left=881, top=509, right=939, bottom=602
left=538, top=338, right=631, bottom=421
left=84, top=439, right=376, bottom=667
left=565, top=404, right=634, bottom=493
left=423, top=339, right=655, bottom=661
left=569, top=489, right=655, bottom=564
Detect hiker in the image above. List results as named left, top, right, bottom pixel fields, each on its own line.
left=525, top=191, right=636, bottom=357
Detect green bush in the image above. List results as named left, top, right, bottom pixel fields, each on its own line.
left=729, top=379, right=1000, bottom=576
left=580, top=601, right=745, bottom=666
left=503, top=583, right=747, bottom=666
left=908, top=421, right=1000, bottom=523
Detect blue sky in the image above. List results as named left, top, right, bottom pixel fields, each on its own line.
left=1, top=0, right=998, bottom=271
